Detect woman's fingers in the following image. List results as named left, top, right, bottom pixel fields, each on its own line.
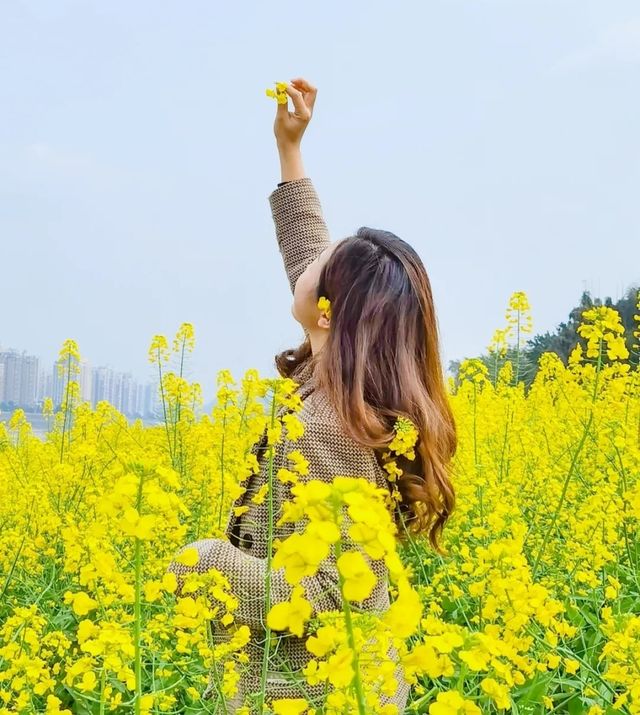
left=285, top=84, right=311, bottom=120
left=290, top=77, right=314, bottom=92
left=276, top=87, right=290, bottom=116
left=290, top=78, right=318, bottom=111
left=273, top=77, right=316, bottom=147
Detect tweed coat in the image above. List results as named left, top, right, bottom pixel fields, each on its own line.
left=168, top=177, right=410, bottom=713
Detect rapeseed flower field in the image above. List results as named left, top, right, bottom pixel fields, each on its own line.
left=1, top=292, right=639, bottom=714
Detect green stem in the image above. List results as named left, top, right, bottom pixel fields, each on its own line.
left=100, top=667, right=106, bottom=715
left=172, top=336, right=186, bottom=471
left=531, top=338, right=603, bottom=578
left=206, top=627, right=230, bottom=715
left=157, top=356, right=173, bottom=466
left=498, top=399, right=512, bottom=484
left=134, top=472, right=145, bottom=714
left=472, top=382, right=478, bottom=470
left=333, top=505, right=367, bottom=715
left=59, top=353, right=72, bottom=463
left=514, top=311, right=521, bottom=385
left=257, top=390, right=278, bottom=714
left=134, top=536, right=142, bottom=714
left=614, top=444, right=639, bottom=589
left=217, top=399, right=229, bottom=530
left=531, top=413, right=592, bottom=579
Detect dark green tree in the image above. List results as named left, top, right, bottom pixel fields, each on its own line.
left=452, top=284, right=640, bottom=388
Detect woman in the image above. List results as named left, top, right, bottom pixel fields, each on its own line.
left=169, top=77, right=457, bottom=713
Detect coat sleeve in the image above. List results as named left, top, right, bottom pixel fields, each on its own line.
left=167, top=419, right=390, bottom=632
left=268, top=177, right=332, bottom=296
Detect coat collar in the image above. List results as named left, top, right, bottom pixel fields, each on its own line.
left=289, top=357, right=317, bottom=401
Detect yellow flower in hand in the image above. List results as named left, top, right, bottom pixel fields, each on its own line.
left=266, top=81, right=288, bottom=104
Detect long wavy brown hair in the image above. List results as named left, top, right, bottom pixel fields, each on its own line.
left=275, top=227, right=456, bottom=552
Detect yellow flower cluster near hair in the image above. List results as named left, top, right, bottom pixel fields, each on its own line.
left=265, top=80, right=288, bottom=104
left=0, top=292, right=639, bottom=713
left=380, top=415, right=420, bottom=505
left=388, top=416, right=419, bottom=460
left=317, top=295, right=332, bottom=319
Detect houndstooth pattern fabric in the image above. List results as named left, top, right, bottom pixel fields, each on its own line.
left=168, top=178, right=411, bottom=713
left=269, top=177, right=332, bottom=296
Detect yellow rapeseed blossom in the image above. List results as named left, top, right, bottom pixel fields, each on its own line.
left=271, top=698, right=309, bottom=715
left=337, top=550, right=377, bottom=601
left=577, top=305, right=629, bottom=360
left=266, top=585, right=312, bottom=637
left=266, top=81, right=289, bottom=104
left=0, top=295, right=638, bottom=713
left=428, top=690, right=481, bottom=714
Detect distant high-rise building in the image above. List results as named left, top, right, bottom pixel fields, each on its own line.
left=20, top=355, right=40, bottom=406
left=1, top=342, right=158, bottom=418
left=51, top=355, right=92, bottom=409
left=143, top=381, right=161, bottom=419
left=1, top=350, right=22, bottom=404
left=91, top=366, right=155, bottom=417
left=0, top=349, right=40, bottom=407
left=119, top=372, right=136, bottom=415
left=92, top=365, right=113, bottom=406
left=78, top=359, right=92, bottom=404
left=136, top=382, right=145, bottom=416
left=43, top=371, right=53, bottom=404
left=36, top=365, right=47, bottom=402
left=51, top=357, right=72, bottom=408
left=112, top=371, right=123, bottom=412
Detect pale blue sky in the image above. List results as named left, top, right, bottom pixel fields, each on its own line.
left=1, top=0, right=638, bottom=395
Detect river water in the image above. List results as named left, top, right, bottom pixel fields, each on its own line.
left=0, top=412, right=162, bottom=440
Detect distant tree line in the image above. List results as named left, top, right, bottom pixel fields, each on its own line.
left=449, top=284, right=640, bottom=389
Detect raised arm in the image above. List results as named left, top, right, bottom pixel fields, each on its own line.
left=269, top=79, right=331, bottom=295
left=269, top=172, right=331, bottom=295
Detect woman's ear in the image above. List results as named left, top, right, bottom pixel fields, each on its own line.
left=316, top=295, right=332, bottom=330
left=317, top=314, right=331, bottom=330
